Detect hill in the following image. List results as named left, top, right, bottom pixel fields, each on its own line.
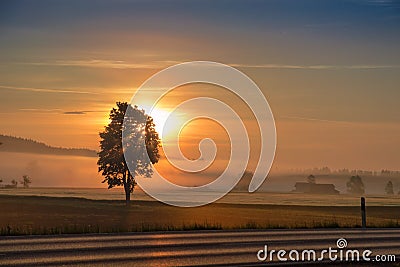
left=0, top=135, right=97, bottom=157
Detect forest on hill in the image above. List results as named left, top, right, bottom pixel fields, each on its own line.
left=0, top=135, right=97, bottom=157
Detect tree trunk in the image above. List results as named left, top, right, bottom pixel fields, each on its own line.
left=124, top=183, right=131, bottom=206
left=122, top=170, right=130, bottom=206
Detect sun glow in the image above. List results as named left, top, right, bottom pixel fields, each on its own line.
left=146, top=106, right=182, bottom=138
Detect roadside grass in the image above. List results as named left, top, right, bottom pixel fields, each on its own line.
left=2, top=220, right=400, bottom=236
left=0, top=222, right=223, bottom=236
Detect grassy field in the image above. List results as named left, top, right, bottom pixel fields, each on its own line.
left=0, top=195, right=399, bottom=235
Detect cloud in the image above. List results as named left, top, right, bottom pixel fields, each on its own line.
left=21, top=60, right=180, bottom=69
left=0, top=85, right=98, bottom=95
left=19, top=108, right=62, bottom=113
left=281, top=115, right=354, bottom=124
left=365, top=0, right=400, bottom=6
left=63, top=111, right=87, bottom=115
left=16, top=59, right=400, bottom=70
left=230, top=64, right=400, bottom=70
left=17, top=60, right=400, bottom=71
left=63, top=110, right=107, bottom=115
left=18, top=109, right=102, bottom=115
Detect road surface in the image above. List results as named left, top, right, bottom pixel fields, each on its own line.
left=0, top=229, right=399, bottom=266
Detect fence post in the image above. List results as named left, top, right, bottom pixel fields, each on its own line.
left=361, top=197, right=366, bottom=229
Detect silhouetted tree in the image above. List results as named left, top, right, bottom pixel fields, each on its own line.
left=98, top=102, right=161, bottom=205
left=11, top=179, right=18, bottom=188
left=307, top=174, right=316, bottom=184
left=346, top=175, right=365, bottom=194
left=20, top=175, right=31, bottom=188
left=385, top=181, right=394, bottom=195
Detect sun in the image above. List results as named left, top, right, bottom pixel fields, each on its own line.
left=148, top=107, right=170, bottom=136
left=146, top=106, right=182, bottom=138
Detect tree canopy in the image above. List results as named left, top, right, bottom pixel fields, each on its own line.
left=20, top=175, right=31, bottom=188
left=11, top=179, right=18, bottom=187
left=98, top=102, right=161, bottom=205
left=385, top=181, right=394, bottom=195
left=346, top=175, right=365, bottom=195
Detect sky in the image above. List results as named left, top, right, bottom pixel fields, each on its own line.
left=0, top=0, right=400, bottom=184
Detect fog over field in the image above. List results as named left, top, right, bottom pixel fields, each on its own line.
left=0, top=152, right=102, bottom=188
left=1, top=151, right=399, bottom=196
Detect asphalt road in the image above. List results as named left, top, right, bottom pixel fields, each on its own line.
left=0, top=229, right=399, bottom=266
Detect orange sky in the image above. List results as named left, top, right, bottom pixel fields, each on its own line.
left=1, top=0, right=399, bottom=180
left=1, top=80, right=399, bottom=174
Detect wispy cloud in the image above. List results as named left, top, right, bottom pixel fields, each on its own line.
left=17, top=60, right=400, bottom=71
left=231, top=63, right=400, bottom=70
left=21, top=60, right=180, bottom=69
left=18, top=109, right=103, bottom=115
left=63, top=111, right=87, bottom=115
left=18, top=108, right=62, bottom=113
left=281, top=115, right=354, bottom=124
left=0, top=85, right=98, bottom=95
left=63, top=110, right=105, bottom=115
left=365, top=0, right=400, bottom=7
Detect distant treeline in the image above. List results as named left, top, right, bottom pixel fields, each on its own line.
left=287, top=167, right=400, bottom=177
left=0, top=135, right=97, bottom=157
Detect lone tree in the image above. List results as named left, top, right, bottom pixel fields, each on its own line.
left=20, top=175, right=31, bottom=188
left=385, top=181, right=394, bottom=195
left=98, top=102, right=160, bottom=205
left=307, top=174, right=316, bottom=184
left=346, top=175, right=365, bottom=195
left=10, top=179, right=18, bottom=188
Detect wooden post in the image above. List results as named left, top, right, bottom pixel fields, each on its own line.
left=361, top=197, right=366, bottom=229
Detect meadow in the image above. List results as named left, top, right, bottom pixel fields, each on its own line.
left=1, top=194, right=399, bottom=236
